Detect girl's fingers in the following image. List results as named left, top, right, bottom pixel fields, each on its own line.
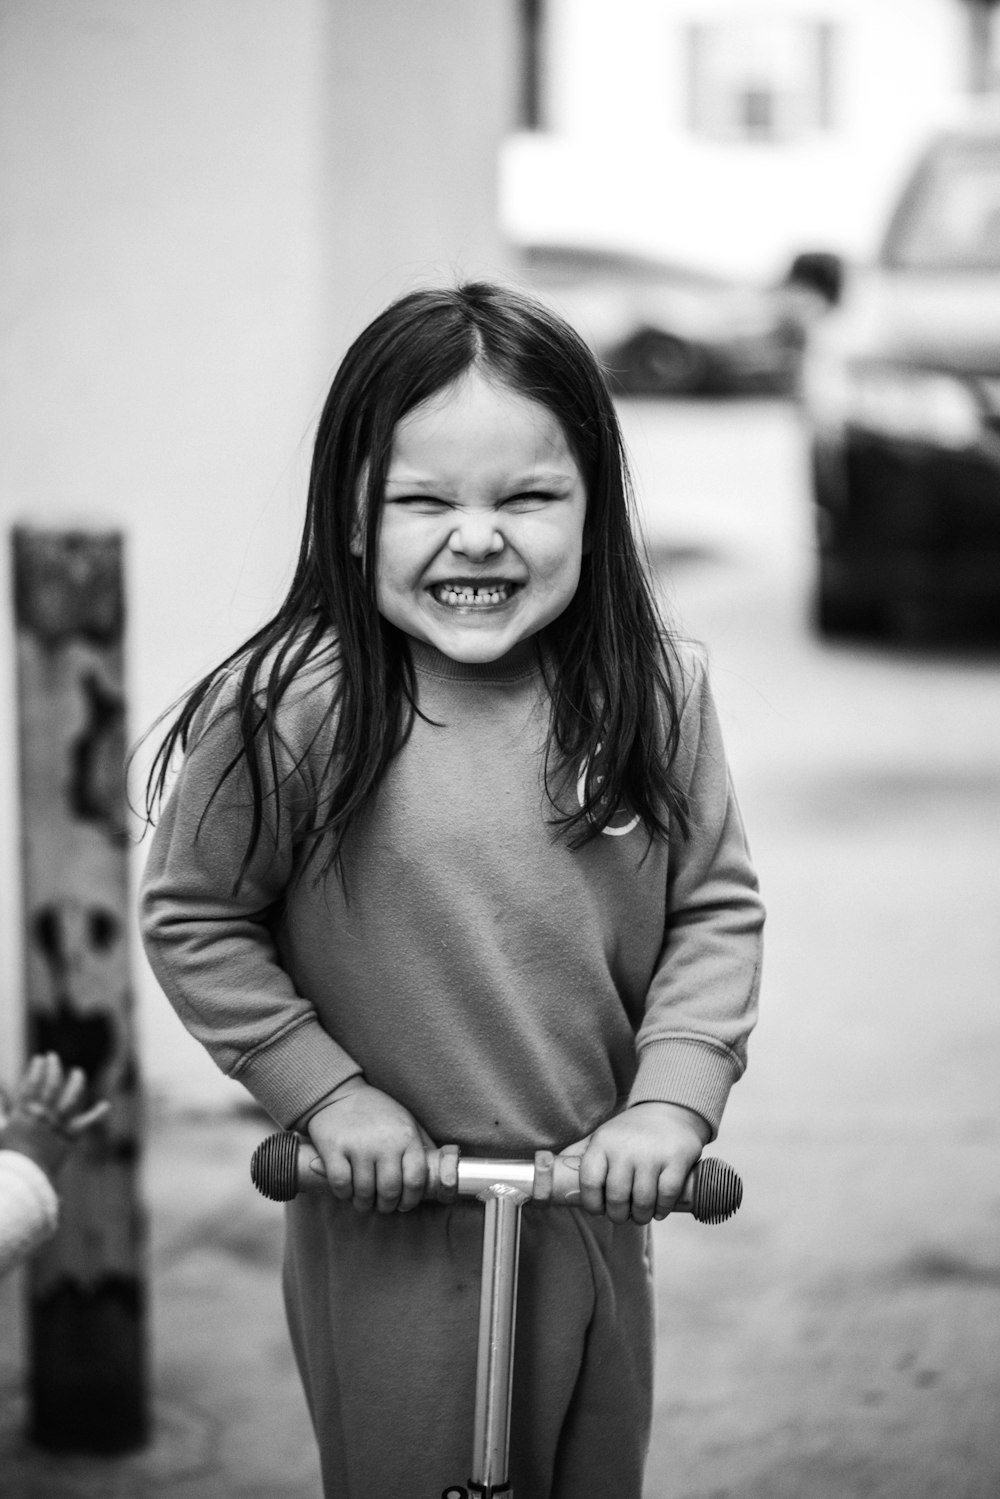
left=629, top=1165, right=660, bottom=1225
left=373, top=1158, right=403, bottom=1215
left=577, top=1144, right=609, bottom=1216
left=350, top=1159, right=377, bottom=1212
left=554, top=1136, right=591, bottom=1207
left=324, top=1153, right=355, bottom=1202
left=398, top=1142, right=429, bottom=1212
left=603, top=1160, right=635, bottom=1225
left=654, top=1163, right=689, bottom=1220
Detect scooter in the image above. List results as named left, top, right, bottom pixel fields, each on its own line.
left=251, top=1132, right=742, bottom=1499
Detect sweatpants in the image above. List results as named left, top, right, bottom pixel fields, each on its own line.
left=282, top=1189, right=655, bottom=1499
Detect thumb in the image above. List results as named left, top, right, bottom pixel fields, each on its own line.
left=552, top=1136, right=593, bottom=1199
left=557, top=1135, right=592, bottom=1161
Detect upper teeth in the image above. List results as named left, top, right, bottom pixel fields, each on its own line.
left=435, top=584, right=512, bottom=606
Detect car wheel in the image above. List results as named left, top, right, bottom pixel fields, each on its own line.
left=612, top=330, right=708, bottom=395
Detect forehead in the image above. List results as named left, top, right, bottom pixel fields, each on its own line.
left=387, top=370, right=579, bottom=482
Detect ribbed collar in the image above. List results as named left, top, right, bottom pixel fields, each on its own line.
left=408, top=637, right=542, bottom=684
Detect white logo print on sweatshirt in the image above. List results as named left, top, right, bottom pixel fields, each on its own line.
left=576, top=755, right=640, bottom=837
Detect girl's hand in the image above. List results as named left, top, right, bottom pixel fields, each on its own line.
left=306, top=1077, right=436, bottom=1215
left=558, top=1102, right=712, bottom=1226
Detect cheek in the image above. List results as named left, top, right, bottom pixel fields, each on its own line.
left=372, top=519, right=432, bottom=599
left=534, top=517, right=586, bottom=584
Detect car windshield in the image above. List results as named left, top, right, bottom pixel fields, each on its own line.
left=882, top=140, right=1000, bottom=271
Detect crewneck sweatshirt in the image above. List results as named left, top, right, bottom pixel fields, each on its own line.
left=139, top=636, right=762, bottom=1153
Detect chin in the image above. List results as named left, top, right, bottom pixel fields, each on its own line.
left=435, top=634, right=517, bottom=664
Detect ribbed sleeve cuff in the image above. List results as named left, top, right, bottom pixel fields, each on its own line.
left=233, top=1017, right=363, bottom=1129
left=627, top=1038, right=741, bottom=1140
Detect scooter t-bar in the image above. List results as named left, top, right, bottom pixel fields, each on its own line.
left=250, top=1129, right=743, bottom=1221
left=251, top=1133, right=742, bottom=1498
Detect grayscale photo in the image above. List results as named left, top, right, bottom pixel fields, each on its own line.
left=0, top=4, right=998, bottom=1497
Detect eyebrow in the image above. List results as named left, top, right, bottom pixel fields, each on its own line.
left=384, top=470, right=577, bottom=489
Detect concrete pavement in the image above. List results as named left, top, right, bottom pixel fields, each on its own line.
left=2, top=1089, right=998, bottom=1499
left=0, top=1104, right=324, bottom=1499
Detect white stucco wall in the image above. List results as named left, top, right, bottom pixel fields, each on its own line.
left=502, top=0, right=971, bottom=277
left=0, top=0, right=515, bottom=1108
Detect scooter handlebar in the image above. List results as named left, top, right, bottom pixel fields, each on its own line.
left=250, top=1131, right=743, bottom=1224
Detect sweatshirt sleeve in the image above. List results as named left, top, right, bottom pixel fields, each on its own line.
left=0, top=1151, right=59, bottom=1277
left=628, top=649, right=764, bottom=1137
left=138, top=678, right=363, bottom=1127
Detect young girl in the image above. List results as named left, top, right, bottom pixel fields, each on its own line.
left=138, top=282, right=763, bottom=1499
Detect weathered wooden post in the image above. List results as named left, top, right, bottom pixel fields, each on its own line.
left=12, top=526, right=149, bottom=1452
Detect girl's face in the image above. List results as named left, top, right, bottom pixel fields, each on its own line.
left=364, top=369, right=588, bottom=664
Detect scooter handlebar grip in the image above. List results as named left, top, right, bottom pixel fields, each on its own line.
left=251, top=1131, right=743, bottom=1222
left=251, top=1129, right=303, bottom=1202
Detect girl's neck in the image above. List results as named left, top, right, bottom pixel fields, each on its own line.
left=407, top=636, right=541, bottom=683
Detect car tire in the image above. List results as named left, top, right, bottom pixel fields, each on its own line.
left=612, top=330, right=708, bottom=396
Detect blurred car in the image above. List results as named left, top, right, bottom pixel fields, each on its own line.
left=517, top=243, right=821, bottom=397
left=801, top=112, right=1000, bottom=636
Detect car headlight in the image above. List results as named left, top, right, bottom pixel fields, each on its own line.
left=804, top=358, right=982, bottom=448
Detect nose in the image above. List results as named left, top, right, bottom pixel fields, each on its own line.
left=447, top=511, right=504, bottom=562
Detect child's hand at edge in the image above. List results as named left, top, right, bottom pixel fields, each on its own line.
left=558, top=1101, right=712, bottom=1225
left=0, top=1053, right=110, bottom=1181
left=306, top=1076, right=436, bottom=1215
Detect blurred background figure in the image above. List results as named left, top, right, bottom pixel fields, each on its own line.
left=0, top=1, right=999, bottom=1497
left=0, top=1055, right=109, bottom=1278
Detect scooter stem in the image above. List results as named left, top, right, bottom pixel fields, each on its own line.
left=472, top=1184, right=528, bottom=1496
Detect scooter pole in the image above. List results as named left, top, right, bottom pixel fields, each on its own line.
left=464, top=1183, right=529, bottom=1499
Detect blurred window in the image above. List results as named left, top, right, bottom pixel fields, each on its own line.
left=687, top=18, right=836, bottom=142
left=884, top=141, right=1000, bottom=270
left=519, top=0, right=547, bottom=130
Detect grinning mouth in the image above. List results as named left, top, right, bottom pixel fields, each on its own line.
left=430, top=581, right=519, bottom=607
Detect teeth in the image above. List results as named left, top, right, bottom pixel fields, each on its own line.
left=434, top=583, right=513, bottom=607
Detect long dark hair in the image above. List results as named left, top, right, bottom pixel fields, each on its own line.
left=141, top=282, right=689, bottom=887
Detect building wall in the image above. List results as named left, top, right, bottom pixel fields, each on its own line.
left=0, top=0, right=516, bottom=1107
left=502, top=0, right=970, bottom=277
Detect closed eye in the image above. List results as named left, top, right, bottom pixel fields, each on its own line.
left=501, top=491, right=561, bottom=512
left=385, top=491, right=562, bottom=515
left=386, top=494, right=452, bottom=514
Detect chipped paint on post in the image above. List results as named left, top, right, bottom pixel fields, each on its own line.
left=12, top=527, right=149, bottom=1452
